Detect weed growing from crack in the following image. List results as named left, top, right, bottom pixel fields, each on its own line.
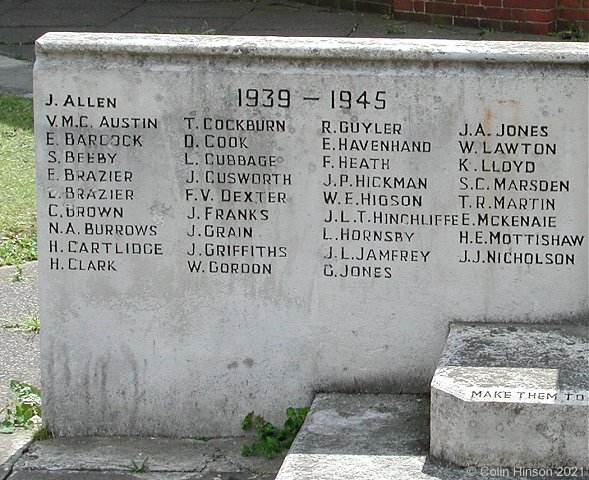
left=241, top=406, right=309, bottom=458
left=128, top=457, right=150, bottom=473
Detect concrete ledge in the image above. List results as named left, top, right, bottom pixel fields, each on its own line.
left=430, top=323, right=589, bottom=469
left=35, top=33, right=589, bottom=65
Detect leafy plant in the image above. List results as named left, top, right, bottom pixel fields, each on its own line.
left=387, top=25, right=406, bottom=34
left=0, top=233, right=37, bottom=279
left=0, top=380, right=42, bottom=433
left=1, top=314, right=40, bottom=333
left=128, top=457, right=150, bottom=473
left=547, top=23, right=587, bottom=41
left=32, top=424, right=53, bottom=441
left=241, top=406, right=309, bottom=458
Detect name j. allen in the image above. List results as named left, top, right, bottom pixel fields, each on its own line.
left=45, top=93, right=117, bottom=108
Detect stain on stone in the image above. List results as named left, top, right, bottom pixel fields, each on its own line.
left=227, top=361, right=238, bottom=369
left=243, top=358, right=254, bottom=367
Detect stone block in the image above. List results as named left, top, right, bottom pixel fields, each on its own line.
left=34, top=34, right=588, bottom=436
left=430, top=323, right=589, bottom=469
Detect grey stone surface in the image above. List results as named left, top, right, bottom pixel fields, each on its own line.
left=0, top=329, right=40, bottom=409
left=0, top=263, right=40, bottom=408
left=277, top=393, right=430, bottom=480
left=0, top=56, right=33, bottom=96
left=0, top=263, right=39, bottom=325
left=11, top=437, right=284, bottom=479
left=430, top=324, right=589, bottom=469
left=0, top=0, right=143, bottom=28
left=8, top=473, right=275, bottom=479
left=277, top=393, right=588, bottom=480
left=0, top=44, right=35, bottom=62
left=34, top=33, right=588, bottom=436
left=226, top=5, right=363, bottom=36
left=0, top=430, right=32, bottom=480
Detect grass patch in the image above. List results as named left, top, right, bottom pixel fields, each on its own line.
left=0, top=93, right=37, bottom=268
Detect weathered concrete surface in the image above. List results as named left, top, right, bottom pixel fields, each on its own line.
left=0, top=263, right=39, bottom=326
left=430, top=323, right=589, bottom=469
left=0, top=262, right=40, bottom=415
left=277, top=394, right=430, bottom=480
left=0, top=56, right=33, bottom=97
left=34, top=33, right=588, bottom=436
left=10, top=436, right=283, bottom=479
left=277, top=393, right=587, bottom=479
left=0, top=430, right=32, bottom=480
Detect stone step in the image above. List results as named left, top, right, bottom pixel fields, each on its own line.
left=431, top=323, right=589, bottom=469
left=277, top=393, right=565, bottom=480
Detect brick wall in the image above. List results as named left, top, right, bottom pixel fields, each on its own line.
left=304, top=0, right=588, bottom=34
left=557, top=0, right=589, bottom=31
left=391, top=0, right=588, bottom=34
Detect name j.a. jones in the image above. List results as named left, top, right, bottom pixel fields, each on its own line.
left=459, top=123, right=549, bottom=137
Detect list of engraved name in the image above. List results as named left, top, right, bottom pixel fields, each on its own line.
left=39, top=87, right=585, bottom=277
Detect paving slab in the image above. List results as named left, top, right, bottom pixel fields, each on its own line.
left=8, top=472, right=276, bottom=479
left=103, top=17, right=236, bottom=35
left=0, top=430, right=33, bottom=480
left=102, top=1, right=255, bottom=35
left=431, top=324, right=589, bottom=469
left=349, top=17, right=482, bottom=40
left=0, top=330, right=40, bottom=409
left=0, top=262, right=40, bottom=408
left=226, top=2, right=363, bottom=36
left=129, top=2, right=256, bottom=19
left=0, top=58, right=32, bottom=96
left=0, top=0, right=144, bottom=28
left=0, top=44, right=35, bottom=62
left=0, top=263, right=39, bottom=326
left=11, top=437, right=284, bottom=479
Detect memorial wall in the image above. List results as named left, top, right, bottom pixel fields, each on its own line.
left=35, top=34, right=588, bottom=436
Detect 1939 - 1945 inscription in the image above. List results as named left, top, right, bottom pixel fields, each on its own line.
left=38, top=85, right=585, bottom=277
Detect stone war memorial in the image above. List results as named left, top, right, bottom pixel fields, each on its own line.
left=35, top=33, right=587, bottom=471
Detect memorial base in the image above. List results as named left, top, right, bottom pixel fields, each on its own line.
left=430, top=323, right=589, bottom=469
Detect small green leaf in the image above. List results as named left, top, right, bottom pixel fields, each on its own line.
left=241, top=411, right=254, bottom=430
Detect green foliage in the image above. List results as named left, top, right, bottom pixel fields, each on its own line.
left=0, top=380, right=42, bottom=433
left=32, top=424, right=53, bottom=441
left=479, top=27, right=497, bottom=35
left=128, top=457, right=150, bottom=473
left=2, top=314, right=40, bottom=333
left=547, top=23, right=587, bottom=41
left=241, top=407, right=309, bottom=459
left=0, top=234, right=37, bottom=270
left=146, top=21, right=215, bottom=35
left=0, top=93, right=37, bottom=270
left=387, top=25, right=406, bottom=34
